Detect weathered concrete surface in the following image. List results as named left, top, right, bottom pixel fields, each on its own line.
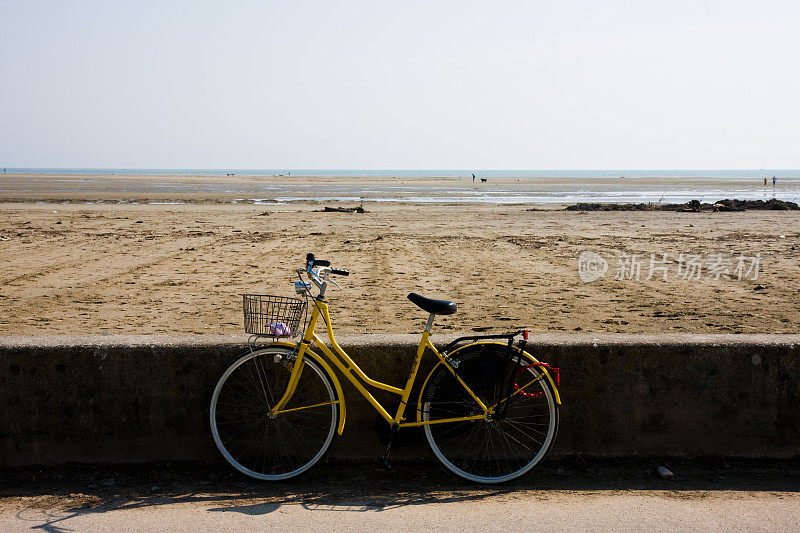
left=4, top=460, right=800, bottom=531
left=4, top=489, right=799, bottom=532
left=2, top=334, right=799, bottom=465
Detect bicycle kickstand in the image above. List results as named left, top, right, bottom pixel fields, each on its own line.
left=380, top=423, right=400, bottom=469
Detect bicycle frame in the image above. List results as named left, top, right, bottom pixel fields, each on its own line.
left=269, top=297, right=491, bottom=429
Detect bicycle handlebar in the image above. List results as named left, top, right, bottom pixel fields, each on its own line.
left=306, top=253, right=330, bottom=268
left=299, top=254, right=349, bottom=296
left=305, top=253, right=347, bottom=276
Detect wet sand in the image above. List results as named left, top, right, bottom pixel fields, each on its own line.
left=1, top=172, right=797, bottom=204
left=1, top=178, right=798, bottom=336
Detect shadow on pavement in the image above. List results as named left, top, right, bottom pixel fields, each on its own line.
left=3, top=458, right=800, bottom=530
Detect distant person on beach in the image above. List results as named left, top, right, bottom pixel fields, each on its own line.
left=472, top=173, right=475, bottom=183
left=773, top=175, right=777, bottom=187
left=764, top=177, right=768, bottom=186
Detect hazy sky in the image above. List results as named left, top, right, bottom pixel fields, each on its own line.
left=1, top=0, right=799, bottom=169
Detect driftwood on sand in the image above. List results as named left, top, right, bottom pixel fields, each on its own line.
left=315, top=206, right=367, bottom=213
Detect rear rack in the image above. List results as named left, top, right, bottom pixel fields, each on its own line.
left=441, top=329, right=529, bottom=356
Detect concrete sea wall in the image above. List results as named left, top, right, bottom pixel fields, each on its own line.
left=2, top=334, right=799, bottom=466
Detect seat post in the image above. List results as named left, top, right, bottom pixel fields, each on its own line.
left=425, top=313, right=436, bottom=332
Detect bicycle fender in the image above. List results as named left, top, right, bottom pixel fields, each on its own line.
left=415, top=341, right=561, bottom=421
left=271, top=341, right=347, bottom=435
left=466, top=341, right=561, bottom=404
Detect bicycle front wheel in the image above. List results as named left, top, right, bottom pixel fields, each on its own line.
left=210, top=346, right=338, bottom=480
left=422, top=344, right=559, bottom=483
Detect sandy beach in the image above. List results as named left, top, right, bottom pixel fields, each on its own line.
left=1, top=174, right=798, bottom=337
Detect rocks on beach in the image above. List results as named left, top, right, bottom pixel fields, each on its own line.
left=566, top=198, right=799, bottom=212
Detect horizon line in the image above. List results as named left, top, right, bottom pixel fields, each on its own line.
left=2, top=167, right=798, bottom=172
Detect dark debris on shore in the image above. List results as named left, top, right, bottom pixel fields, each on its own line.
left=564, top=198, right=799, bottom=212
left=314, top=205, right=367, bottom=213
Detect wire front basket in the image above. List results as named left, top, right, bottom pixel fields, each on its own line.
left=243, top=294, right=307, bottom=338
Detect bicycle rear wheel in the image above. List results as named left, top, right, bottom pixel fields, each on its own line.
left=422, top=343, right=559, bottom=483
left=210, top=346, right=338, bottom=480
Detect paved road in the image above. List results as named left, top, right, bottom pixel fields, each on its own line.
left=3, top=490, right=800, bottom=532
left=2, top=460, right=799, bottom=531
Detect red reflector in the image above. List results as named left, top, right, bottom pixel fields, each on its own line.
left=523, top=329, right=529, bottom=340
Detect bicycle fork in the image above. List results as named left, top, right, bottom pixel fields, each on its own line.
left=268, top=341, right=311, bottom=416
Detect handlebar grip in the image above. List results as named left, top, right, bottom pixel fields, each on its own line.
left=306, top=254, right=330, bottom=268
left=331, top=268, right=350, bottom=276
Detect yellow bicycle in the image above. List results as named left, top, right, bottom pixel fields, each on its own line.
left=210, top=253, right=561, bottom=483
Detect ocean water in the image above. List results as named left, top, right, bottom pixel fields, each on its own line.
left=4, top=168, right=800, bottom=204
left=6, top=168, right=800, bottom=179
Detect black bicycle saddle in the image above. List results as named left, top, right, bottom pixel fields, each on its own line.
left=407, top=293, right=457, bottom=315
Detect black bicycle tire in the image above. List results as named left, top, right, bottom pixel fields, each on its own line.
left=421, top=343, right=559, bottom=483
left=209, top=346, right=339, bottom=481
